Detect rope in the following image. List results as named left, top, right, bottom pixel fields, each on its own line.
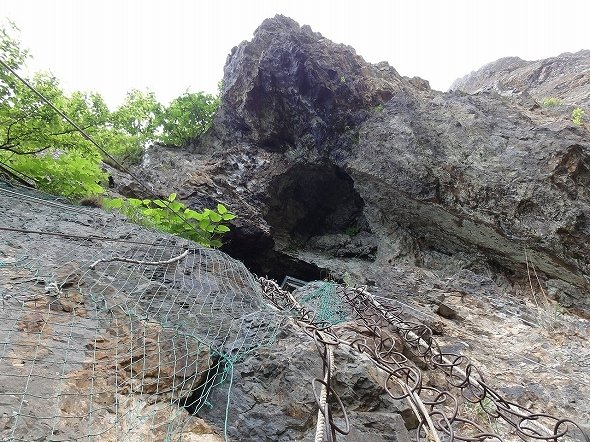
left=89, top=249, right=189, bottom=269
left=223, top=362, right=235, bottom=442
left=0, top=225, right=194, bottom=249
left=0, top=185, right=98, bottom=215
left=314, top=338, right=334, bottom=442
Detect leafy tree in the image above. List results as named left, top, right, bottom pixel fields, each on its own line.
left=107, top=89, right=163, bottom=165
left=1, top=20, right=232, bottom=248
left=1, top=20, right=221, bottom=202
left=158, top=91, right=218, bottom=146
left=9, top=150, right=106, bottom=199
left=0, top=23, right=108, bottom=199
left=0, top=21, right=28, bottom=98
left=113, top=89, right=162, bottom=137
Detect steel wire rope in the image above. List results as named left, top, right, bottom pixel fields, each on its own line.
left=351, top=286, right=590, bottom=441
left=0, top=185, right=107, bottom=216
left=0, top=57, right=213, bottom=243
left=259, top=277, right=589, bottom=441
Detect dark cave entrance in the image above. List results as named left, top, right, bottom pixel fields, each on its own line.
left=265, top=164, right=365, bottom=244
left=223, top=164, right=366, bottom=283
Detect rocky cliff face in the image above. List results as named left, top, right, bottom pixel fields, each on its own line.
left=136, top=15, right=590, bottom=313
left=3, top=14, right=590, bottom=442
left=101, top=14, right=590, bottom=439
left=450, top=50, right=590, bottom=107
left=210, top=16, right=405, bottom=154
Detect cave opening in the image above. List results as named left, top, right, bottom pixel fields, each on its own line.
left=223, top=163, right=366, bottom=283
left=265, top=163, right=365, bottom=244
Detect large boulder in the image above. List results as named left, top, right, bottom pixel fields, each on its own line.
left=210, top=15, right=405, bottom=153
left=179, top=16, right=589, bottom=311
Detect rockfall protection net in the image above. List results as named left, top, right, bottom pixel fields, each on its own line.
left=1, top=182, right=589, bottom=442
left=260, top=278, right=590, bottom=442
left=298, top=282, right=348, bottom=326
left=0, top=183, right=286, bottom=441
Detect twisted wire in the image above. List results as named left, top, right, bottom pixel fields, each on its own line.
left=258, top=278, right=589, bottom=442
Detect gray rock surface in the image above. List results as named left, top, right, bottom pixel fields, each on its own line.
left=0, top=185, right=273, bottom=441
left=127, top=15, right=590, bottom=313
left=85, top=14, right=590, bottom=440
left=201, top=325, right=413, bottom=441
left=0, top=185, right=419, bottom=440
left=450, top=50, right=590, bottom=108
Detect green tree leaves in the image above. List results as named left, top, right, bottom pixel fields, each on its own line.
left=158, top=91, right=219, bottom=146
left=103, top=194, right=235, bottom=248
left=1, top=20, right=220, bottom=202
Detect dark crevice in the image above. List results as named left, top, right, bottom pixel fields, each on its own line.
left=223, top=163, right=366, bottom=283
left=265, top=163, right=365, bottom=241
left=181, top=355, right=225, bottom=416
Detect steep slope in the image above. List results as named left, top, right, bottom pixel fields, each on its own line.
left=137, top=15, right=590, bottom=313
left=450, top=50, right=590, bottom=107
left=4, top=14, right=590, bottom=441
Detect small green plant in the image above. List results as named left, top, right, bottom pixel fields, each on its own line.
left=572, top=107, right=585, bottom=125
left=373, top=104, right=384, bottom=113
left=340, top=75, right=346, bottom=84
left=103, top=193, right=235, bottom=248
left=542, top=97, right=561, bottom=107
left=345, top=225, right=361, bottom=237
left=463, top=397, right=499, bottom=433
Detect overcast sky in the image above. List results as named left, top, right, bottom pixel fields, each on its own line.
left=3, top=0, right=590, bottom=108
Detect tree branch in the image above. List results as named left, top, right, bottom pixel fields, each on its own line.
left=0, top=144, right=52, bottom=155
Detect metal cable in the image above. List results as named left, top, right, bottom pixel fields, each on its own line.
left=0, top=58, right=208, bottom=238
left=258, top=278, right=590, bottom=442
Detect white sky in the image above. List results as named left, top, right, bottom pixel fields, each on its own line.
left=3, top=0, right=590, bottom=108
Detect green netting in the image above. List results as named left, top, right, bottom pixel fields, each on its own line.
left=0, top=184, right=286, bottom=441
left=299, top=281, right=349, bottom=325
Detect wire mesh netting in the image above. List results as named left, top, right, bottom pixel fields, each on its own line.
left=297, top=281, right=349, bottom=325
left=2, top=181, right=590, bottom=442
left=0, top=183, right=286, bottom=441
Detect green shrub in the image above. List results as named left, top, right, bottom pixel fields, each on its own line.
left=542, top=97, right=561, bottom=107
left=572, top=107, right=585, bottom=125
left=103, top=193, right=235, bottom=248
left=345, top=225, right=361, bottom=237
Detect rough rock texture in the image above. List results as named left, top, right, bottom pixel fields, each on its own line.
left=209, top=16, right=405, bottom=153
left=128, top=15, right=590, bottom=313
left=0, top=186, right=273, bottom=441
left=0, top=186, right=422, bottom=440
left=450, top=50, right=590, bottom=107
left=98, top=14, right=590, bottom=439
left=201, top=325, right=413, bottom=441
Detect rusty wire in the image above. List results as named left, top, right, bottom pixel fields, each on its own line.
left=257, top=277, right=590, bottom=442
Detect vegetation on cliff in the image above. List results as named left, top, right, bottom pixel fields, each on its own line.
left=0, top=21, right=229, bottom=246
left=0, top=21, right=217, bottom=199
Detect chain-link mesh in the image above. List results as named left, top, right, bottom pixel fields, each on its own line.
left=297, top=281, right=349, bottom=325
left=2, top=182, right=589, bottom=442
left=0, top=183, right=285, bottom=441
